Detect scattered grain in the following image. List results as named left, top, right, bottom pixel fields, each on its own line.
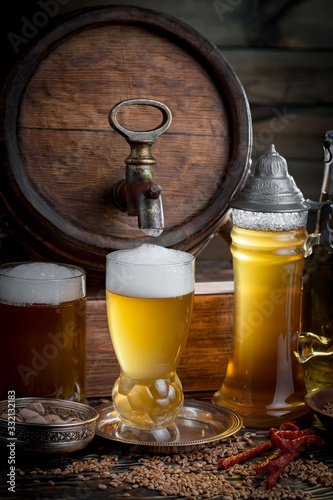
left=13, top=429, right=332, bottom=499
left=322, top=402, right=333, bottom=415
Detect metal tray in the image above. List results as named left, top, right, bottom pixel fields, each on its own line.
left=95, top=399, right=242, bottom=453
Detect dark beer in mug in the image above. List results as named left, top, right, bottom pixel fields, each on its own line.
left=0, top=263, right=86, bottom=402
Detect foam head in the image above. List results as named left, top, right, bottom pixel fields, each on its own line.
left=232, top=209, right=308, bottom=231
left=0, top=263, right=86, bottom=305
left=106, top=244, right=195, bottom=298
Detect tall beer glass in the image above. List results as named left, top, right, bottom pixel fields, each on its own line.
left=106, top=244, right=195, bottom=443
left=0, top=262, right=86, bottom=402
left=213, top=222, right=309, bottom=427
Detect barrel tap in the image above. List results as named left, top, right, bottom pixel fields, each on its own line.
left=109, top=99, right=172, bottom=237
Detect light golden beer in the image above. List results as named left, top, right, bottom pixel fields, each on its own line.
left=0, top=263, right=86, bottom=402
left=106, top=244, right=194, bottom=437
left=213, top=225, right=310, bottom=427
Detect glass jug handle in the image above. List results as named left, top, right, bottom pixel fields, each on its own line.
left=295, top=331, right=333, bottom=363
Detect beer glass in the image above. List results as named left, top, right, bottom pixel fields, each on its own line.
left=106, top=244, right=195, bottom=443
left=213, top=145, right=313, bottom=428
left=301, top=234, right=333, bottom=391
left=0, top=262, right=86, bottom=402
left=213, top=222, right=310, bottom=427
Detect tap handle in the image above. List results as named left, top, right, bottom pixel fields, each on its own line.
left=109, top=98, right=172, bottom=143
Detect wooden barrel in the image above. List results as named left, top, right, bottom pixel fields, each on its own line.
left=0, top=5, right=252, bottom=284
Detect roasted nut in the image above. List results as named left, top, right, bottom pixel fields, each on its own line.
left=11, top=402, right=83, bottom=424
left=26, top=402, right=45, bottom=416
left=25, top=415, right=47, bottom=424
left=18, top=408, right=40, bottom=420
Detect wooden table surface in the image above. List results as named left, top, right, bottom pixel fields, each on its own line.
left=1, top=395, right=332, bottom=500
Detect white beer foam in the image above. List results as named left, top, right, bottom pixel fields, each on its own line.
left=106, top=244, right=195, bottom=298
left=0, top=263, right=85, bottom=305
left=232, top=209, right=308, bottom=231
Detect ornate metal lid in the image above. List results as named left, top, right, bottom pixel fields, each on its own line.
left=230, top=145, right=310, bottom=213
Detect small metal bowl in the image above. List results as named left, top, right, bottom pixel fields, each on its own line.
left=0, top=397, right=99, bottom=453
left=304, top=386, right=333, bottom=432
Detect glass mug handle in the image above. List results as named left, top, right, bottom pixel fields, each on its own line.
left=295, top=331, right=333, bottom=363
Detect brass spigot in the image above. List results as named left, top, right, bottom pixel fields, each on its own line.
left=109, top=99, right=172, bottom=237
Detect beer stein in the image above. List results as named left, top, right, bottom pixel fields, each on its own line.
left=106, top=244, right=195, bottom=443
left=213, top=145, right=313, bottom=428
left=0, top=262, right=87, bottom=402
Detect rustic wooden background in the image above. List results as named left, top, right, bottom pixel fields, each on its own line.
left=1, top=0, right=332, bottom=268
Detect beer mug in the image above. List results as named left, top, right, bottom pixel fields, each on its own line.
left=213, top=221, right=311, bottom=427
left=213, top=146, right=313, bottom=428
left=300, top=220, right=333, bottom=391
left=106, top=244, right=195, bottom=442
left=300, top=132, right=333, bottom=391
left=0, top=262, right=87, bottom=402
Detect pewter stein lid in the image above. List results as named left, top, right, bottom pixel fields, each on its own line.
left=230, top=145, right=310, bottom=213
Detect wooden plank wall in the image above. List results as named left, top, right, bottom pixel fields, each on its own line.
left=1, top=0, right=332, bottom=262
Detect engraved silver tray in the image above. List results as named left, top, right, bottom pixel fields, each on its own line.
left=96, top=399, right=243, bottom=453
left=0, top=397, right=99, bottom=453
